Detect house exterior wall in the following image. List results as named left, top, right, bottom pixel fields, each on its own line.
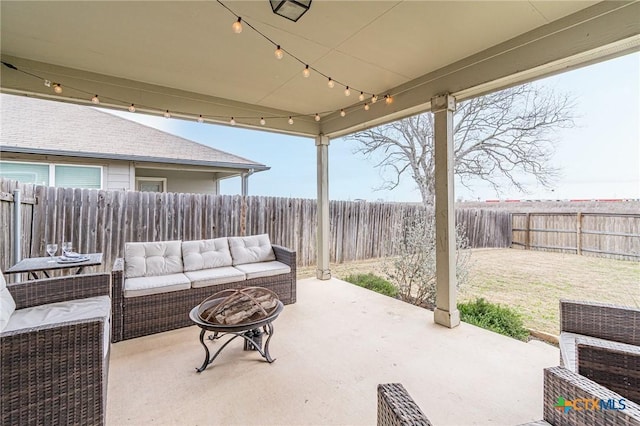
left=135, top=167, right=219, bottom=194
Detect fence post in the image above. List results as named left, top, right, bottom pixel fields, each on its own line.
left=525, top=213, right=531, bottom=250
left=576, top=212, right=583, bottom=256
left=12, top=189, right=22, bottom=282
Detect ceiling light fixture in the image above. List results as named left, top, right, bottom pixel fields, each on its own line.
left=315, top=113, right=320, bottom=122
left=288, top=116, right=294, bottom=125
left=274, top=45, right=284, bottom=59
left=327, top=78, right=334, bottom=89
left=364, top=103, right=369, bottom=111
left=128, top=104, right=136, bottom=113
left=164, top=110, right=171, bottom=118
left=371, top=95, right=378, bottom=104
left=359, top=92, right=365, bottom=101
left=53, top=83, right=63, bottom=94
left=197, top=115, right=204, bottom=123
left=91, top=95, right=100, bottom=104
left=302, top=65, right=310, bottom=78
left=340, top=109, right=346, bottom=117
left=230, top=117, right=236, bottom=125
left=344, top=86, right=350, bottom=97
left=260, top=117, right=266, bottom=125
left=270, top=0, right=312, bottom=22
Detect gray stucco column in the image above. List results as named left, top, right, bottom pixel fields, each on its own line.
left=432, top=94, right=460, bottom=328
left=316, top=135, right=331, bottom=280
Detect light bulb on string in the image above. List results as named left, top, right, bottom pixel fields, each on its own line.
left=274, top=45, right=284, bottom=60
left=260, top=117, right=266, bottom=125
left=53, top=84, right=62, bottom=94
left=314, top=113, right=320, bottom=122
left=164, top=110, right=171, bottom=118
left=197, top=115, right=204, bottom=123
left=327, top=78, right=334, bottom=89
left=385, top=94, right=393, bottom=104
left=359, top=92, right=365, bottom=101
left=344, top=86, right=350, bottom=97
left=128, top=104, right=136, bottom=113
left=91, top=95, right=100, bottom=104
left=230, top=117, right=236, bottom=125
left=302, top=65, right=310, bottom=78
left=288, top=117, right=294, bottom=125
left=340, top=109, right=346, bottom=117
left=232, top=17, right=243, bottom=34
left=364, top=103, right=370, bottom=111
left=371, top=95, right=378, bottom=104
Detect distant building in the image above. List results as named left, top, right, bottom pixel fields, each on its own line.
left=0, top=94, right=268, bottom=194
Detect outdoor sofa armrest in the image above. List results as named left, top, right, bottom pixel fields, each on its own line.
left=377, top=383, right=432, bottom=426
left=111, top=258, right=125, bottom=342
left=576, top=337, right=640, bottom=405
left=560, top=299, right=640, bottom=346
left=272, top=244, right=296, bottom=268
left=542, top=366, right=640, bottom=425
left=8, top=272, right=110, bottom=309
left=1, top=316, right=108, bottom=425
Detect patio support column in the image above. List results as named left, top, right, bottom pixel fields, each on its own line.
left=316, top=135, right=331, bottom=280
left=432, top=94, right=460, bottom=328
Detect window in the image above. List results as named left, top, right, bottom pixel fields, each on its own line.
left=0, top=161, right=102, bottom=189
left=136, top=177, right=166, bottom=193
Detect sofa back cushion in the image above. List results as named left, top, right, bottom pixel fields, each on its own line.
left=0, top=271, right=16, bottom=332
left=228, top=234, right=276, bottom=265
left=124, top=240, right=183, bottom=278
left=182, top=238, right=232, bottom=271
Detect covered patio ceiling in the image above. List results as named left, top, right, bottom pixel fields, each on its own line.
left=1, top=1, right=638, bottom=139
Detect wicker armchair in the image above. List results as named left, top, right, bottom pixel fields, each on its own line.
left=377, top=383, right=432, bottom=426
left=1, top=273, right=111, bottom=426
left=528, top=366, right=640, bottom=426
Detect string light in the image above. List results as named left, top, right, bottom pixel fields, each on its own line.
left=315, top=113, right=320, bottom=122
left=327, top=78, right=334, bottom=89
left=344, top=86, right=350, bottom=96
left=164, top=110, right=171, bottom=118
left=91, top=95, right=100, bottom=104
left=53, top=84, right=63, bottom=94
left=197, top=115, right=204, bottom=123
left=232, top=17, right=243, bottom=33
left=274, top=45, right=284, bottom=60
left=364, top=103, right=369, bottom=111
left=230, top=117, right=236, bottom=125
left=340, top=109, right=346, bottom=117
left=288, top=116, right=294, bottom=125
left=359, top=92, right=365, bottom=101
left=371, top=95, right=378, bottom=103
left=385, top=94, right=393, bottom=104
left=128, top=104, right=136, bottom=113
left=302, top=65, right=310, bottom=78
left=260, top=117, right=266, bottom=125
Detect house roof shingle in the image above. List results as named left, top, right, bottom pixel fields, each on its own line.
left=0, top=94, right=268, bottom=171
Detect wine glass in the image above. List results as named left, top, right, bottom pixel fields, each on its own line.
left=62, top=241, right=72, bottom=257
left=46, top=243, right=58, bottom=262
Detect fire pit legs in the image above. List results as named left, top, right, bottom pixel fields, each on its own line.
left=194, top=322, right=277, bottom=372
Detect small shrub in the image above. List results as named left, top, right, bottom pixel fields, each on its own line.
left=344, top=273, right=398, bottom=298
left=458, top=298, right=529, bottom=341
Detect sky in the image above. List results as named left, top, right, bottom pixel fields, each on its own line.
left=106, top=52, right=640, bottom=202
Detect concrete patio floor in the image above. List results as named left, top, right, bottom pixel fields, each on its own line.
left=107, top=277, right=559, bottom=425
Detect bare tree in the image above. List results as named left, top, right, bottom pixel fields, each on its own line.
left=347, top=84, right=575, bottom=205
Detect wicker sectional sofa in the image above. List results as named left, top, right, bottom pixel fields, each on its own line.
left=111, top=234, right=296, bottom=342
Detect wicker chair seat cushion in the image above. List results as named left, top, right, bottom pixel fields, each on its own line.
left=3, top=295, right=111, bottom=356
left=124, top=273, right=191, bottom=297
left=125, top=240, right=183, bottom=278
left=229, top=234, right=276, bottom=266
left=0, top=272, right=16, bottom=332
left=182, top=238, right=232, bottom=271
left=560, top=332, right=617, bottom=371
left=234, top=261, right=291, bottom=279
left=185, top=266, right=246, bottom=288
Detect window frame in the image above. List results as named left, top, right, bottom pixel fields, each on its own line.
left=135, top=177, right=167, bottom=193
left=0, top=160, right=103, bottom=189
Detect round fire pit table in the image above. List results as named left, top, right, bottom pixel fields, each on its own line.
left=189, top=294, right=284, bottom=373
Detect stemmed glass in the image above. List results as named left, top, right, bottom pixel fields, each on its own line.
left=46, top=243, right=59, bottom=262
left=62, top=241, right=72, bottom=257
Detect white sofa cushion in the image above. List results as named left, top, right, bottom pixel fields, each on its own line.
left=125, top=240, right=183, bottom=278
left=4, top=295, right=111, bottom=356
left=124, top=273, right=191, bottom=298
left=0, top=272, right=16, bottom=332
left=228, top=234, right=276, bottom=266
left=182, top=238, right=232, bottom=271
left=234, top=261, right=291, bottom=280
left=185, top=267, right=246, bottom=288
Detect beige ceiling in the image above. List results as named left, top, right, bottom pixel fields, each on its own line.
left=1, top=1, right=638, bottom=138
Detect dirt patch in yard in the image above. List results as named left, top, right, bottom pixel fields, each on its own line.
left=297, top=248, right=640, bottom=336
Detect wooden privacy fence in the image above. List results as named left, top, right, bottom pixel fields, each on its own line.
left=512, top=212, right=640, bottom=260
left=0, top=179, right=511, bottom=274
